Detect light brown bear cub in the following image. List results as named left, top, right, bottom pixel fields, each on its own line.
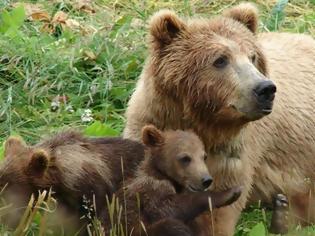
left=107, top=125, right=241, bottom=236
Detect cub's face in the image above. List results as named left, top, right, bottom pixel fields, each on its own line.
left=148, top=4, right=276, bottom=122
left=0, top=137, right=81, bottom=229
left=142, top=125, right=212, bottom=192
left=0, top=137, right=50, bottom=217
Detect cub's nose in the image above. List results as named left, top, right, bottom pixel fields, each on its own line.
left=202, top=176, right=213, bottom=189
left=253, top=80, right=277, bottom=103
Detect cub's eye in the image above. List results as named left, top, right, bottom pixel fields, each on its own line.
left=250, top=54, right=256, bottom=63
left=213, top=56, right=229, bottom=69
left=178, top=155, right=191, bottom=166
left=204, top=154, right=208, bottom=161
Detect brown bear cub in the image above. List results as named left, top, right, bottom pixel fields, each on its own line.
left=106, top=125, right=242, bottom=236
left=0, top=127, right=241, bottom=234
left=0, top=131, right=144, bottom=229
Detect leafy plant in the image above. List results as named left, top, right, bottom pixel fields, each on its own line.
left=0, top=6, right=26, bottom=38
left=249, top=222, right=266, bottom=236
left=85, top=121, right=119, bottom=137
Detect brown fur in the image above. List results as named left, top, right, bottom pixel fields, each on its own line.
left=222, top=3, right=258, bottom=33
left=107, top=125, right=241, bottom=236
left=0, top=131, right=144, bottom=230
left=123, top=3, right=315, bottom=236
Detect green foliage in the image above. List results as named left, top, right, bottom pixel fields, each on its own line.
left=0, top=1, right=145, bottom=144
left=0, top=6, right=26, bottom=37
left=249, top=222, right=266, bottom=236
left=85, top=121, right=119, bottom=137
left=0, top=144, right=3, bottom=161
left=236, top=204, right=270, bottom=236
left=287, top=225, right=315, bottom=236
left=265, top=0, right=289, bottom=31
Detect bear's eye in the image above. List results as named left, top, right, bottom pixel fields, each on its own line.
left=250, top=54, right=256, bottom=63
left=204, top=154, right=208, bottom=161
left=213, top=56, right=229, bottom=69
left=178, top=155, right=191, bottom=166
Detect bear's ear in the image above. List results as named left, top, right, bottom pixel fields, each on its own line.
left=223, top=3, right=259, bottom=33
left=4, top=136, right=27, bottom=158
left=149, top=9, right=187, bottom=50
left=26, top=149, right=49, bottom=177
left=142, top=125, right=165, bottom=147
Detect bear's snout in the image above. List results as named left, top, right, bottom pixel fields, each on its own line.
left=253, top=80, right=277, bottom=113
left=253, top=80, right=276, bottom=102
left=202, top=175, right=213, bottom=189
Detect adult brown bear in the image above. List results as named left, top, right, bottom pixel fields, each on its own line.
left=123, top=3, right=315, bottom=236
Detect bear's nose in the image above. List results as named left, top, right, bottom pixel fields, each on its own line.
left=253, top=80, right=277, bottom=103
left=202, top=176, right=213, bottom=189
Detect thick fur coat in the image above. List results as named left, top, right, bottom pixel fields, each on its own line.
left=123, top=4, right=315, bottom=235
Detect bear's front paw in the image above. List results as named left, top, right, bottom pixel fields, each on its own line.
left=269, top=193, right=289, bottom=235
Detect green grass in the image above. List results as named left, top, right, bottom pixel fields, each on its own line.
left=0, top=0, right=315, bottom=235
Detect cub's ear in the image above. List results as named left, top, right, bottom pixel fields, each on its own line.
left=4, top=136, right=27, bottom=158
left=149, top=9, right=186, bottom=50
left=142, top=125, right=165, bottom=147
left=26, top=149, right=49, bottom=177
left=223, top=3, right=259, bottom=33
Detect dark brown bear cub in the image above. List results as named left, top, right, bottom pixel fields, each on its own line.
left=108, top=125, right=241, bottom=236
left=0, top=131, right=144, bottom=230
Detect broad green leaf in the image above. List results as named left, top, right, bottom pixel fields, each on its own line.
left=84, top=121, right=119, bottom=137
left=249, top=222, right=266, bottom=236
left=0, top=10, right=12, bottom=33
left=0, top=6, right=26, bottom=37
left=10, top=6, right=26, bottom=28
